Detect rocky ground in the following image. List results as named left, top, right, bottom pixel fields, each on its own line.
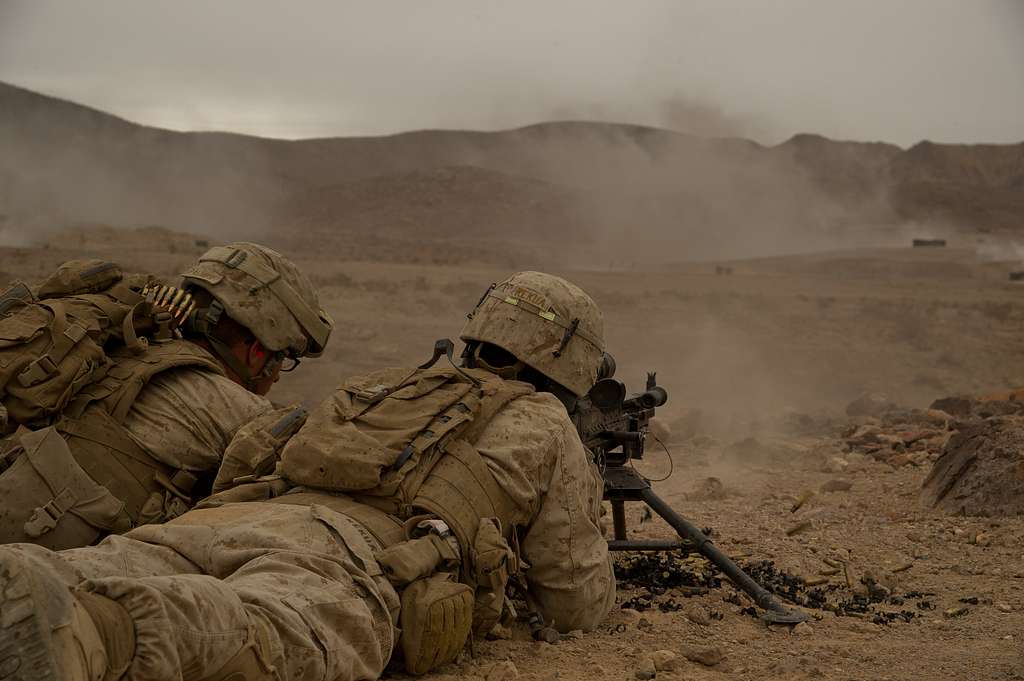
left=429, top=398, right=1024, bottom=681
left=2, top=227, right=1023, bottom=680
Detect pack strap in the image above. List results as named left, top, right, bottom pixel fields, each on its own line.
left=16, top=302, right=89, bottom=388
left=269, top=490, right=406, bottom=549
left=17, top=427, right=132, bottom=537
left=64, top=340, right=223, bottom=423
left=199, top=246, right=330, bottom=351
left=56, top=412, right=194, bottom=520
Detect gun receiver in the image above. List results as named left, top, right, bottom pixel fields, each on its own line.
left=573, top=373, right=667, bottom=468
left=571, top=361, right=806, bottom=625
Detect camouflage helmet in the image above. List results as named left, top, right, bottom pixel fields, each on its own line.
left=180, top=242, right=332, bottom=357
left=461, top=271, right=604, bottom=397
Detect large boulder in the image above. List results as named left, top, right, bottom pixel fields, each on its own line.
left=921, top=414, right=1024, bottom=516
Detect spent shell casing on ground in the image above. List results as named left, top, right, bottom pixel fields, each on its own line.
left=791, top=490, right=815, bottom=513
left=786, top=521, right=813, bottom=536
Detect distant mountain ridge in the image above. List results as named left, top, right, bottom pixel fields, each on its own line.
left=1, top=80, right=1021, bottom=263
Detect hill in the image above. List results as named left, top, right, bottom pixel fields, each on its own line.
left=2, top=80, right=1022, bottom=264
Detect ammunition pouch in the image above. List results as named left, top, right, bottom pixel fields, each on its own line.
left=399, top=573, right=474, bottom=676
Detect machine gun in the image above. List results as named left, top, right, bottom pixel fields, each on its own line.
left=570, top=360, right=807, bottom=624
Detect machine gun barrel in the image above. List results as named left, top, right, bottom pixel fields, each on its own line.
left=622, top=386, right=668, bottom=412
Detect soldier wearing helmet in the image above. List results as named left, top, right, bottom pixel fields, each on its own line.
left=0, top=242, right=331, bottom=550
left=0, top=271, right=614, bottom=681
left=460, top=270, right=606, bottom=404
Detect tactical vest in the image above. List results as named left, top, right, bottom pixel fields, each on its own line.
left=280, top=366, right=535, bottom=634
left=0, top=339, right=224, bottom=550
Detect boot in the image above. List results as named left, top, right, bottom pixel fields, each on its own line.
left=0, top=549, right=134, bottom=681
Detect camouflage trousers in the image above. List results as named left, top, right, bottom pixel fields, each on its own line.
left=9, top=501, right=401, bottom=680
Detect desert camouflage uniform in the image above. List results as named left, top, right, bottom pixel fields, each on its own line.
left=0, top=345, right=273, bottom=549
left=8, top=389, right=614, bottom=680
left=0, top=242, right=331, bottom=551
left=121, top=365, right=273, bottom=472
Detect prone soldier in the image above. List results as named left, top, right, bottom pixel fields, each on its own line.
left=0, top=242, right=332, bottom=549
left=0, top=271, right=615, bottom=681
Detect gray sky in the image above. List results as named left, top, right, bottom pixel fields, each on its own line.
left=1, top=0, right=1022, bottom=146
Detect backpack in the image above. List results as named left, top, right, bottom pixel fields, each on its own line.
left=0, top=259, right=176, bottom=429
left=281, top=357, right=537, bottom=637
left=280, top=362, right=532, bottom=500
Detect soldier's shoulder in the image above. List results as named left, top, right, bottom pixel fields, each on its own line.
left=495, top=391, right=574, bottom=436
left=146, top=365, right=271, bottom=410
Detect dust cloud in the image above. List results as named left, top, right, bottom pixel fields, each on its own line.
left=0, top=81, right=295, bottom=246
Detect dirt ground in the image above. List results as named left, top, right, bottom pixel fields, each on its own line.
left=2, top=230, right=1022, bottom=680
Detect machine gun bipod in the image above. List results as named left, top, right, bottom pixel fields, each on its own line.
left=574, top=365, right=808, bottom=625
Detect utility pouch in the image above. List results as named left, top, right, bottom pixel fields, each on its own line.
left=212, top=404, right=308, bottom=493
left=471, top=517, right=516, bottom=635
left=0, top=427, right=132, bottom=548
left=399, top=573, right=474, bottom=675
left=376, top=533, right=459, bottom=587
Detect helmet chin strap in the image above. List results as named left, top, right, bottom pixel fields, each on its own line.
left=203, top=333, right=263, bottom=392
left=184, top=300, right=273, bottom=393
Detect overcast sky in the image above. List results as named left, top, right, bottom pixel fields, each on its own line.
left=1, top=0, right=1021, bottom=146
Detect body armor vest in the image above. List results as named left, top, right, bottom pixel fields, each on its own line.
left=0, top=339, right=224, bottom=549
left=280, top=366, right=535, bottom=633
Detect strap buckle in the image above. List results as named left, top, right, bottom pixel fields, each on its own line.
left=23, top=495, right=70, bottom=538
left=18, top=355, right=58, bottom=387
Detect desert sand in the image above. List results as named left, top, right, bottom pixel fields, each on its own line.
left=2, top=229, right=1022, bottom=681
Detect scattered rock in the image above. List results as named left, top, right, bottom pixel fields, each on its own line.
left=486, top=661, right=519, bottom=681
left=996, top=602, right=1013, bottom=613
left=888, top=453, right=914, bottom=468
left=650, top=650, right=678, bottom=672
left=923, top=409, right=953, bottom=426
left=822, top=456, right=850, bottom=474
left=922, top=416, right=1024, bottom=516
left=790, top=622, right=813, bottom=637
left=898, top=430, right=937, bottom=445
left=943, top=606, right=969, bottom=619
left=635, top=656, right=657, bottom=680
left=820, top=479, right=853, bottom=493
left=563, top=629, right=584, bottom=640
left=679, top=644, right=725, bottom=667
left=846, top=393, right=897, bottom=418
left=687, top=476, right=726, bottom=501
left=486, top=623, right=514, bottom=640
left=929, top=396, right=974, bottom=418
left=683, top=603, right=711, bottom=626
left=786, top=520, right=813, bottom=537
left=845, top=424, right=883, bottom=445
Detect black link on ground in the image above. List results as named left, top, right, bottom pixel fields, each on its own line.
left=614, top=552, right=923, bottom=625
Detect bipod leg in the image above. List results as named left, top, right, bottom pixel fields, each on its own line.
left=639, top=487, right=808, bottom=624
